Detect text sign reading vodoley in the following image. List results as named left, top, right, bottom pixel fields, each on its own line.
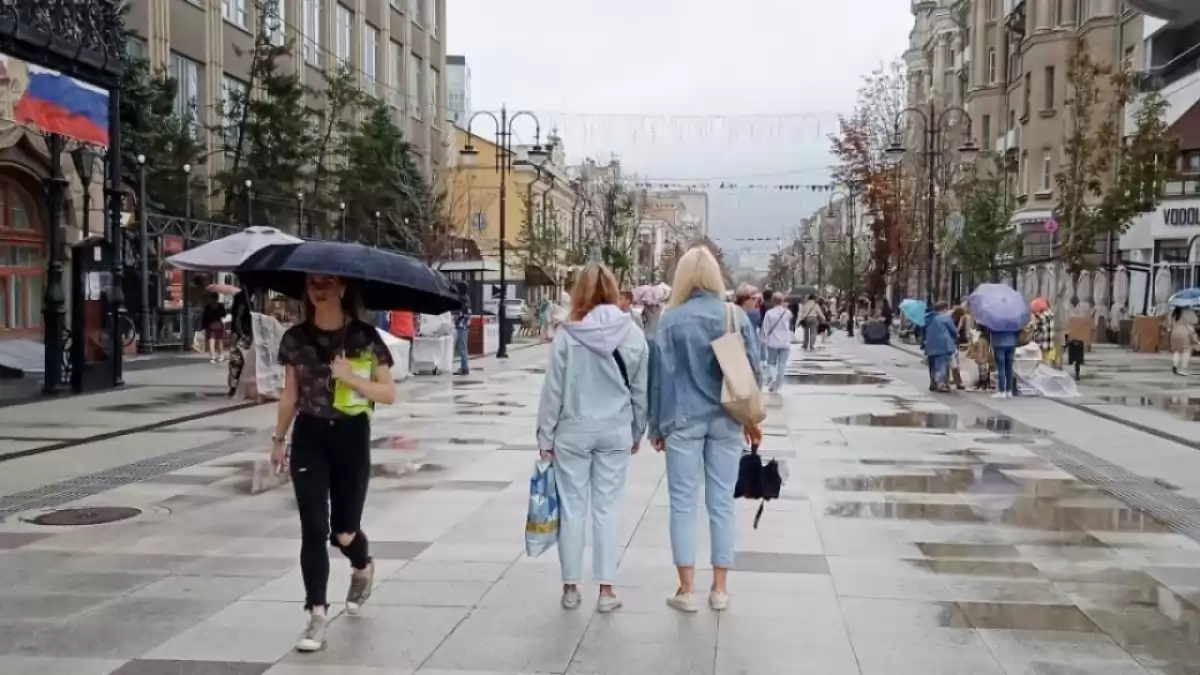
left=1163, top=207, right=1200, bottom=226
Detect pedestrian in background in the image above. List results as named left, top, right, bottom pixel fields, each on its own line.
left=271, top=274, right=396, bottom=652
left=799, top=294, right=823, bottom=350
left=226, top=289, right=253, bottom=396
left=648, top=246, right=760, bottom=613
left=735, top=284, right=764, bottom=366
left=201, top=294, right=227, bottom=363
left=1031, top=297, right=1057, bottom=365
left=1169, top=305, right=1198, bottom=376
left=922, top=301, right=958, bottom=392
left=618, top=289, right=645, bottom=331
left=453, top=283, right=472, bottom=376
left=537, top=264, right=648, bottom=613
left=760, top=292, right=794, bottom=393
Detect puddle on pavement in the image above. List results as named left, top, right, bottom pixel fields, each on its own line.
left=832, top=411, right=1047, bottom=437
left=95, top=390, right=230, bottom=413
left=825, top=470, right=976, bottom=494
left=785, top=373, right=890, bottom=386
left=1095, top=394, right=1200, bottom=422
left=370, top=435, right=421, bottom=450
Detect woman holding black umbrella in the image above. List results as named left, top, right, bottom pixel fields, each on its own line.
left=270, top=273, right=396, bottom=652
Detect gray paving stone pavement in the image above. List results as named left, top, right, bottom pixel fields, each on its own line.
left=0, top=337, right=1198, bottom=673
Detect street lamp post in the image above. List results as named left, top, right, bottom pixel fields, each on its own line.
left=71, top=146, right=97, bottom=238
left=460, top=106, right=549, bottom=359
left=136, top=154, right=153, bottom=354
left=373, top=211, right=382, bottom=247
left=296, top=191, right=306, bottom=238
left=243, top=179, right=253, bottom=226
left=886, top=101, right=978, bottom=306
left=339, top=201, right=347, bottom=241
left=181, top=163, right=193, bottom=351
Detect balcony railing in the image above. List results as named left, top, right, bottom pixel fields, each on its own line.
left=1136, top=40, right=1200, bottom=93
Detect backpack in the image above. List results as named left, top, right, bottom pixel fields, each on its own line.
left=734, top=443, right=784, bottom=529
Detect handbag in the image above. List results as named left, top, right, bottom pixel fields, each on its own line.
left=525, top=458, right=560, bottom=557
left=712, top=303, right=766, bottom=427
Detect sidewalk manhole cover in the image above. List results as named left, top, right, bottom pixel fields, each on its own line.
left=786, top=374, right=889, bottom=386
left=26, top=507, right=141, bottom=526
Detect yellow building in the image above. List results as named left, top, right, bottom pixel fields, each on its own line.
left=447, top=126, right=575, bottom=287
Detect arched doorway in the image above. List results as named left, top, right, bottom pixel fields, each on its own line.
left=0, top=175, right=44, bottom=338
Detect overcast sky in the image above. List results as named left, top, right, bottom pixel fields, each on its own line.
left=447, top=0, right=911, bottom=249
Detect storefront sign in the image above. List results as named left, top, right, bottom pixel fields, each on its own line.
left=1163, top=207, right=1200, bottom=226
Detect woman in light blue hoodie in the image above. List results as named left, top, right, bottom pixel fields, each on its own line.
left=648, top=246, right=760, bottom=613
left=536, top=264, right=649, bottom=613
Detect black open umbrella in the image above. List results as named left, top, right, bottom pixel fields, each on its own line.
left=236, top=240, right=462, bottom=314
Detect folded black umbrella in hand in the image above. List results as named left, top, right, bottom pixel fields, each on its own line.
left=735, top=444, right=783, bottom=529
left=236, top=240, right=462, bottom=315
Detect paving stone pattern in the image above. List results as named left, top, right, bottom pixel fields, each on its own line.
left=0, top=341, right=1198, bottom=673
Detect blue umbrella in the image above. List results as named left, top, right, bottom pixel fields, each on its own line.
left=1168, top=288, right=1200, bottom=308
left=899, top=298, right=927, bottom=327
left=968, top=283, right=1031, bottom=333
left=236, top=240, right=462, bottom=314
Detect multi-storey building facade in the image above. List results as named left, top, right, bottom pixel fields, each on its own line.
left=125, top=0, right=447, bottom=176
left=446, top=54, right=470, bottom=126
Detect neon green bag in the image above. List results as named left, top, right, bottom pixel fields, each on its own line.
left=332, top=352, right=377, bottom=417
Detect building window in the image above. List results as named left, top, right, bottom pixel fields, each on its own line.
left=390, top=41, right=403, bottom=109
left=981, top=115, right=991, bottom=146
left=303, top=0, right=322, bottom=66
left=985, top=0, right=996, bottom=19
left=335, top=4, right=352, bottom=66
left=429, top=65, right=438, bottom=124
left=222, top=0, right=247, bottom=28
left=126, top=36, right=147, bottom=61
left=0, top=181, right=44, bottom=332
left=363, top=24, right=379, bottom=96
left=169, top=52, right=201, bottom=137
left=266, top=0, right=285, bottom=46
left=221, top=74, right=248, bottom=150
left=409, top=53, right=422, bottom=120
left=1023, top=71, right=1031, bottom=118
left=1019, top=152, right=1028, bottom=194
left=1040, top=152, right=1052, bottom=193
left=1054, top=0, right=1065, bottom=25
left=987, top=49, right=997, bottom=83
left=1043, top=66, right=1055, bottom=109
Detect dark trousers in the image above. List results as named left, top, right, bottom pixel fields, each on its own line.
left=291, top=412, right=373, bottom=610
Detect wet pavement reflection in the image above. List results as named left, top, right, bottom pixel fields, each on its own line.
left=774, top=345, right=1200, bottom=673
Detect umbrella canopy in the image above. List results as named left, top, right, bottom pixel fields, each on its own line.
left=1168, top=288, right=1200, bottom=308
left=235, top=241, right=461, bottom=314
left=166, top=226, right=302, bottom=272
left=899, top=298, right=927, bottom=327
left=968, top=283, right=1031, bottom=333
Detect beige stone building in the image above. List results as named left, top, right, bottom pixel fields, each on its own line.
left=125, top=0, right=448, bottom=178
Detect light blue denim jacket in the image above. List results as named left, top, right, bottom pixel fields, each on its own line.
left=648, top=292, right=762, bottom=440
left=536, top=304, right=649, bottom=449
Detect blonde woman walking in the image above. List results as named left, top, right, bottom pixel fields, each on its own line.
left=648, top=246, right=761, bottom=612
left=537, top=264, right=649, bottom=612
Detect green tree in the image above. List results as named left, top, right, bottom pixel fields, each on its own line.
left=954, top=157, right=1015, bottom=278
left=1056, top=36, right=1177, bottom=270
left=309, top=65, right=366, bottom=234
left=336, top=103, right=426, bottom=249
left=516, top=183, right=563, bottom=276
left=215, top=0, right=317, bottom=226
left=119, top=56, right=204, bottom=215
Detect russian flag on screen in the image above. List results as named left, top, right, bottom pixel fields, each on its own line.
left=15, top=64, right=109, bottom=147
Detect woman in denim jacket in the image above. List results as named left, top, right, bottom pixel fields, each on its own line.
left=648, top=246, right=761, bottom=613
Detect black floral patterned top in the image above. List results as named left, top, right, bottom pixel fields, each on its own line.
left=278, top=319, right=393, bottom=419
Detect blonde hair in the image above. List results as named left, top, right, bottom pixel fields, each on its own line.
left=569, top=263, right=621, bottom=321
left=667, top=246, right=726, bottom=308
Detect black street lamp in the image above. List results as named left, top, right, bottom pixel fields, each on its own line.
left=296, top=190, right=308, bottom=238
left=243, top=178, right=253, bottom=227
left=373, top=210, right=381, bottom=247
left=136, top=153, right=153, bottom=354
left=71, top=145, right=97, bottom=238
left=886, top=102, right=978, bottom=306
left=181, top=162, right=194, bottom=351
left=460, top=106, right=549, bottom=358
left=339, top=201, right=347, bottom=241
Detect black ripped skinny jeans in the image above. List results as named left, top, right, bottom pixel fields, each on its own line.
left=291, top=411, right=372, bottom=610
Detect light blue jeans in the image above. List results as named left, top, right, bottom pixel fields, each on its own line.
left=665, top=415, right=743, bottom=568
left=553, top=427, right=632, bottom=585
left=455, top=328, right=470, bottom=373
left=766, top=346, right=789, bottom=392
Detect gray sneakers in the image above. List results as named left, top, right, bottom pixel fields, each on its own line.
left=346, top=562, right=375, bottom=615
left=296, top=613, right=327, bottom=652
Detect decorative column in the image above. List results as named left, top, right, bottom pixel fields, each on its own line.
left=41, top=133, right=68, bottom=395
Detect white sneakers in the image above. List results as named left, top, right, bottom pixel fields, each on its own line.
left=666, top=590, right=730, bottom=613
left=991, top=392, right=1010, bottom=400
left=561, top=588, right=622, bottom=613
left=561, top=588, right=582, bottom=610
